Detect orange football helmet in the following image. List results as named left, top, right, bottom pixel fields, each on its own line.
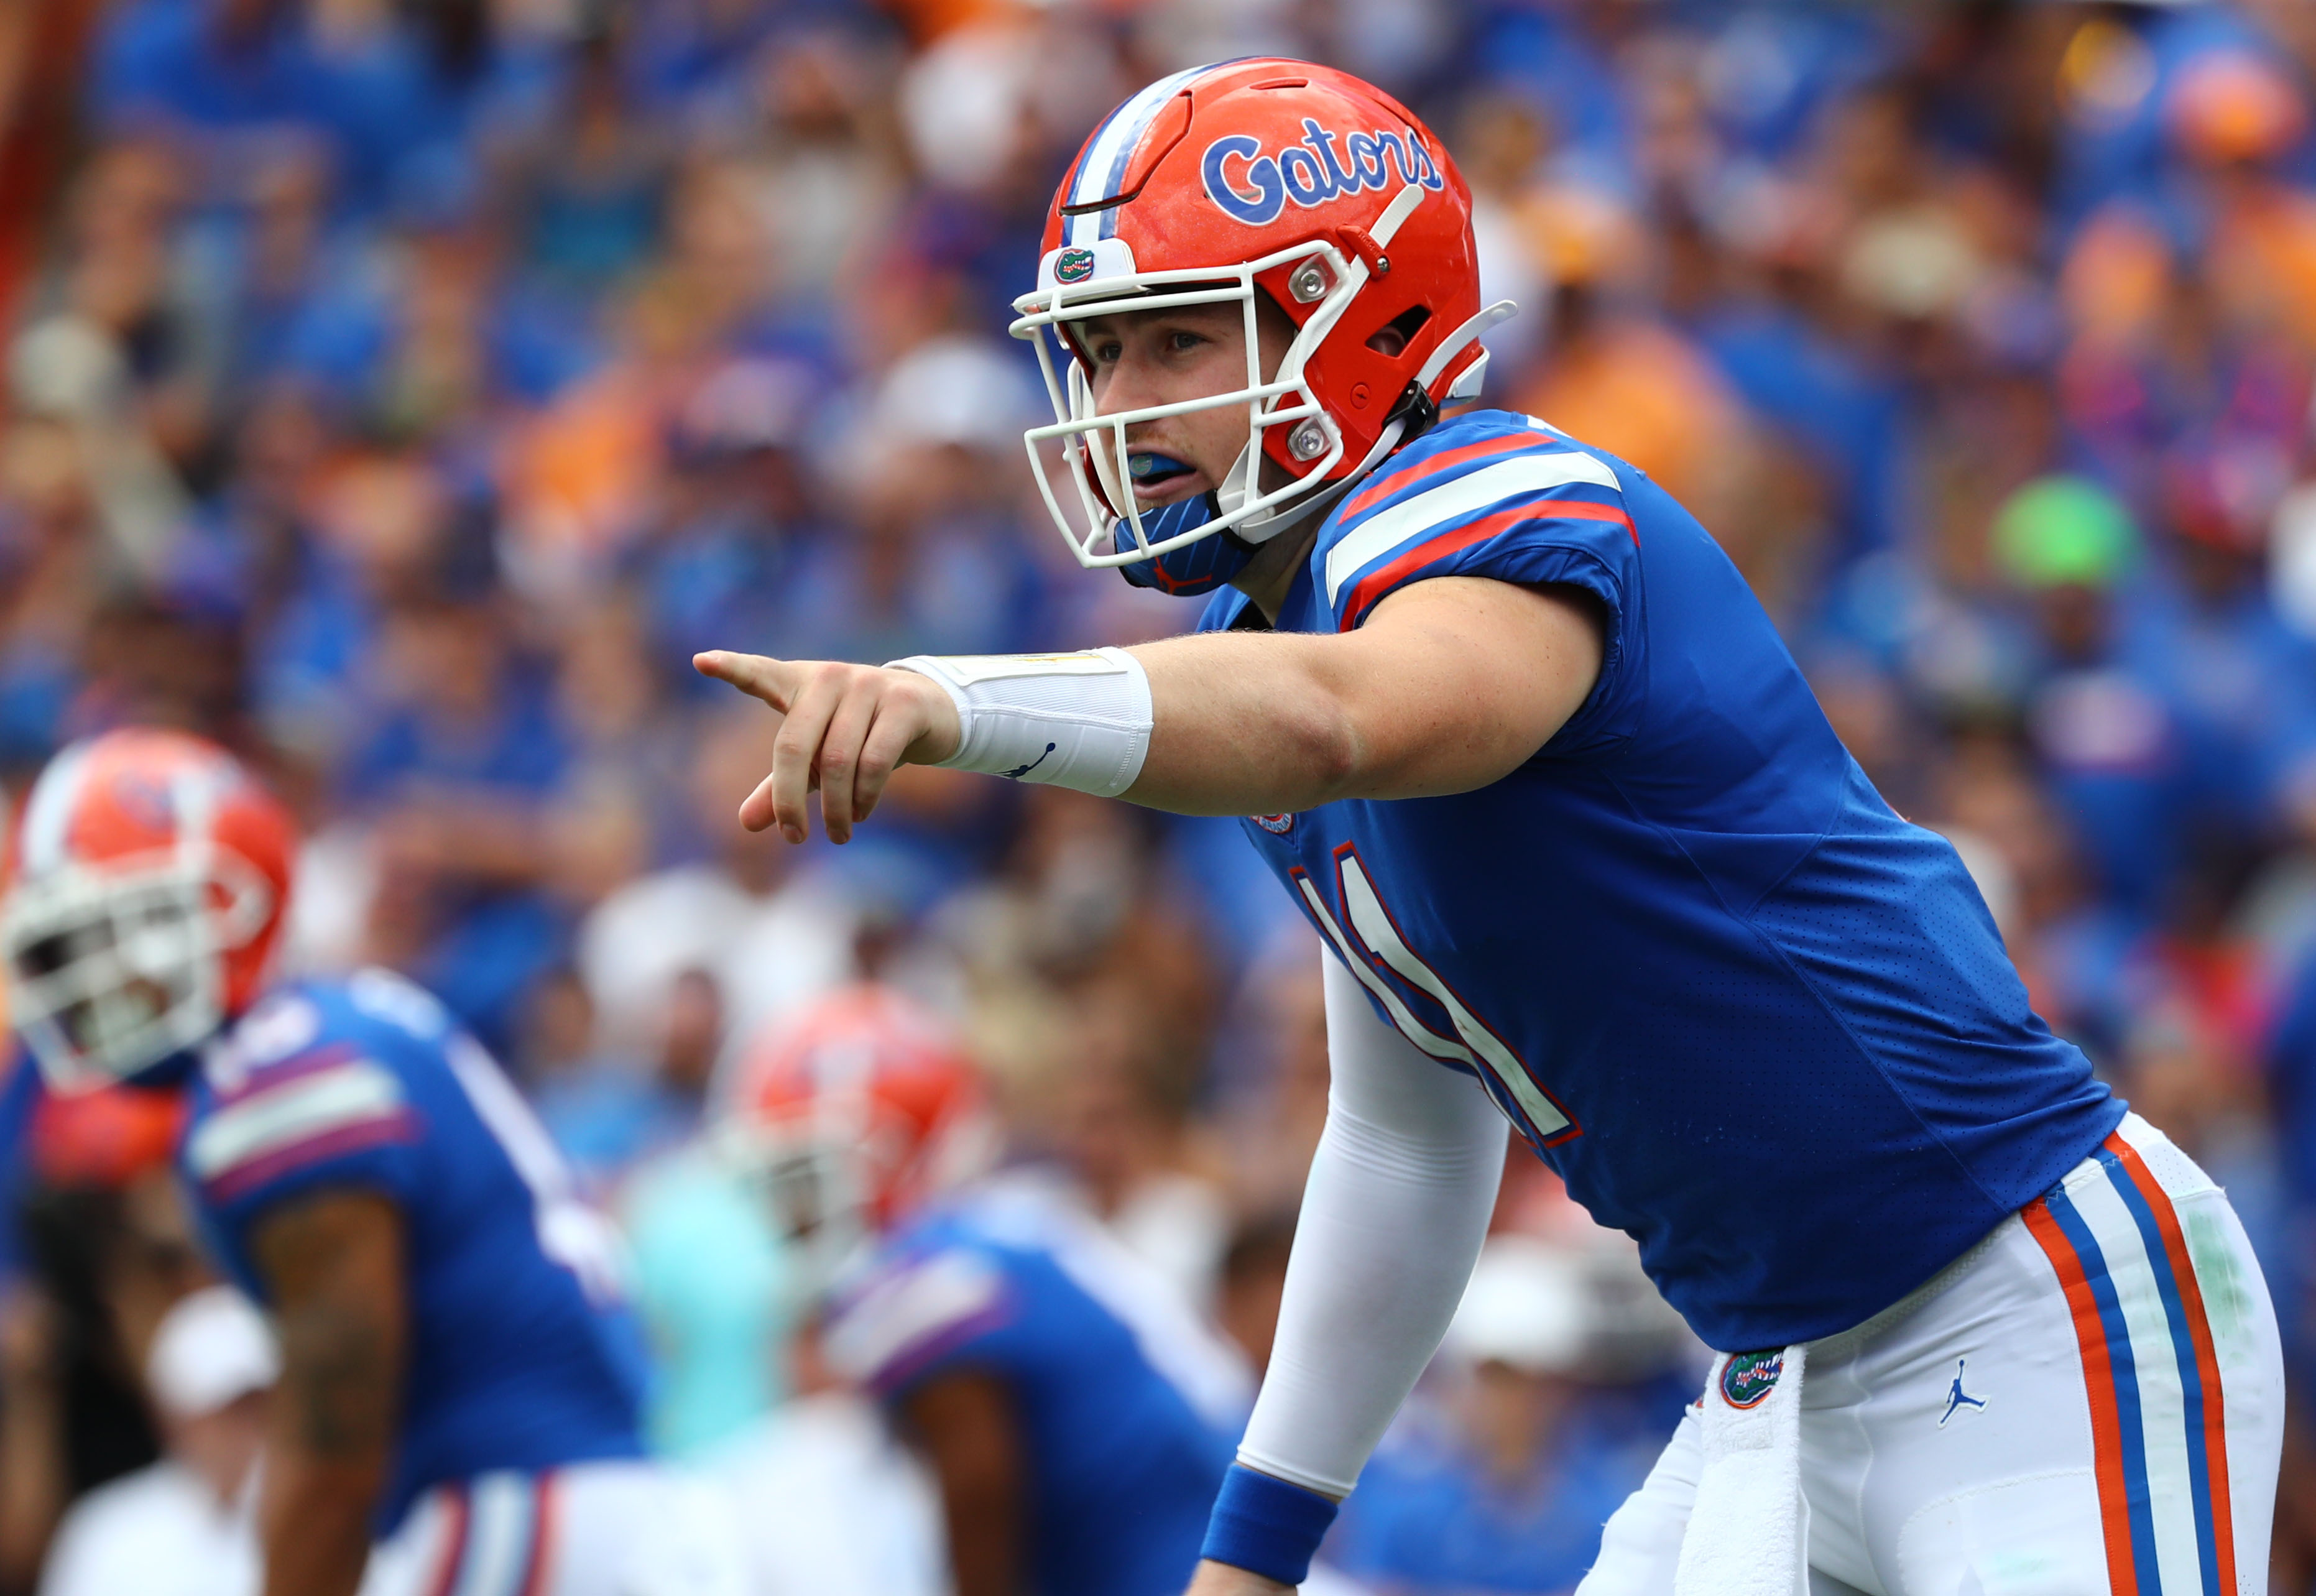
left=1010, top=58, right=1508, bottom=570
left=2, top=729, right=297, bottom=1092
left=721, top=984, right=995, bottom=1283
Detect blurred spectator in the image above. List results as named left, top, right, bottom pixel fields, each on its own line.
left=1050, top=987, right=1232, bottom=1312
left=625, top=353, right=823, bottom=686
left=617, top=1055, right=794, bottom=1456
left=533, top=965, right=722, bottom=1189
left=35, top=1285, right=273, bottom=1596
left=782, top=334, right=1049, bottom=666
left=1212, top=1211, right=1297, bottom=1375
left=1212, top=952, right=1332, bottom=1219
left=702, top=1326, right=947, bottom=1596
left=576, top=706, right=856, bottom=1069
left=509, top=27, right=673, bottom=299
left=15, top=6, right=2316, bottom=1591
left=89, top=0, right=435, bottom=219
left=1511, top=206, right=1749, bottom=520
left=1993, top=473, right=2186, bottom=921
left=340, top=564, right=571, bottom=1053
left=1327, top=1237, right=1684, bottom=1596
left=0, top=1085, right=203, bottom=1594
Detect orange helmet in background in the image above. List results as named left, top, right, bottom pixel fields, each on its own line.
left=1010, top=58, right=1500, bottom=571
left=2, top=730, right=297, bottom=1093
left=722, top=985, right=995, bottom=1283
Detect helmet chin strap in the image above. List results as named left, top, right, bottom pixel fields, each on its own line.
left=1216, top=297, right=1521, bottom=545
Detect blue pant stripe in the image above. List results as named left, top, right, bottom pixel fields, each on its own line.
left=2098, top=1147, right=2221, bottom=1595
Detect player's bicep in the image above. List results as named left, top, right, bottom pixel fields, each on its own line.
left=1330, top=576, right=1604, bottom=798
left=249, top=1189, right=407, bottom=1461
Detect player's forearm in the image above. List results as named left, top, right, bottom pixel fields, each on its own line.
left=251, top=1193, right=407, bottom=1596
left=259, top=1451, right=385, bottom=1596
left=1239, top=1069, right=1506, bottom=1495
left=1124, top=632, right=1364, bottom=815
left=1202, top=957, right=1503, bottom=1594
left=694, top=576, right=1597, bottom=842
left=259, top=1303, right=396, bottom=1596
left=0, top=1354, right=66, bottom=1591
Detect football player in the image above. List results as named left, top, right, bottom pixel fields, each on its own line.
left=696, top=59, right=2285, bottom=1596
left=1, top=729, right=736, bottom=1596
left=722, top=982, right=1254, bottom=1596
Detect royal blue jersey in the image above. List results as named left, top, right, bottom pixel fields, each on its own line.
left=823, top=1173, right=1248, bottom=1596
left=1196, top=409, right=2124, bottom=1351
left=177, top=969, right=647, bottom=1531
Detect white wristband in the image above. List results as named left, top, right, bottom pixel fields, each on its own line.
left=885, top=649, right=1153, bottom=798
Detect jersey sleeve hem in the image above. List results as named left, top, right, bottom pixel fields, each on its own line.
left=195, top=1156, right=417, bottom=1255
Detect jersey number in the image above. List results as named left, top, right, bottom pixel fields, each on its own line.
left=1294, top=851, right=1576, bottom=1143
left=350, top=970, right=631, bottom=1304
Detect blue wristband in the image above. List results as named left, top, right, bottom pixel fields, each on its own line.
left=1199, top=1463, right=1340, bottom=1586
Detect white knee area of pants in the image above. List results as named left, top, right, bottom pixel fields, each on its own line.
left=1575, top=1411, right=1701, bottom=1596
left=886, top=649, right=1153, bottom=798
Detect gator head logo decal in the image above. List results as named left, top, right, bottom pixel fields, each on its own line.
left=1720, top=1349, right=1784, bottom=1409
left=1202, top=118, right=1444, bottom=228
left=1054, top=247, right=1097, bottom=284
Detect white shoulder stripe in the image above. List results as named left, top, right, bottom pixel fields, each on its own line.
left=824, top=1251, right=1006, bottom=1383
left=187, top=1061, right=407, bottom=1182
left=1324, top=450, right=1623, bottom=607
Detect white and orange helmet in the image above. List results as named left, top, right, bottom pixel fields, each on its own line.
left=1011, top=58, right=1508, bottom=573
left=719, top=985, right=996, bottom=1284
left=2, top=729, right=297, bottom=1092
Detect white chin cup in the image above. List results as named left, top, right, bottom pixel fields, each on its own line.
left=1218, top=297, right=1520, bottom=545
left=1213, top=439, right=1299, bottom=544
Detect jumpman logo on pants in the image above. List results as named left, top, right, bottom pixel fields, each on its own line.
left=1938, top=1358, right=1988, bottom=1427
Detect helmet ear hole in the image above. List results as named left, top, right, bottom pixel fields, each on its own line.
left=1367, top=303, right=1432, bottom=357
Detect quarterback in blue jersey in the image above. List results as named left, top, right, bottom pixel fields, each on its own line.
left=698, top=58, right=2285, bottom=1596
left=0, top=729, right=733, bottom=1596
left=724, top=984, right=1252, bottom=1596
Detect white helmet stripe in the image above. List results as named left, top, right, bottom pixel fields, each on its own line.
left=18, top=740, right=97, bottom=875
left=1066, top=66, right=1210, bottom=247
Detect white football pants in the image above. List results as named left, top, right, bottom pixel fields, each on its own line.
left=359, top=1460, right=747, bottom=1596
left=1578, top=1113, right=2284, bottom=1596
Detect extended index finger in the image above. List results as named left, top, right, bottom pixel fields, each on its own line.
left=694, top=651, right=805, bottom=714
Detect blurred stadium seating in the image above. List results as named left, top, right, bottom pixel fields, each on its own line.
left=6, top=0, right=2316, bottom=1590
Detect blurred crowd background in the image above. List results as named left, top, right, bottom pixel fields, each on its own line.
left=4, top=0, right=2316, bottom=1591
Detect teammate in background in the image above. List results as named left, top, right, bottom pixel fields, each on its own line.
left=0, top=729, right=737, bottom=1596
left=722, top=984, right=1253, bottom=1596
left=697, top=60, right=2286, bottom=1596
